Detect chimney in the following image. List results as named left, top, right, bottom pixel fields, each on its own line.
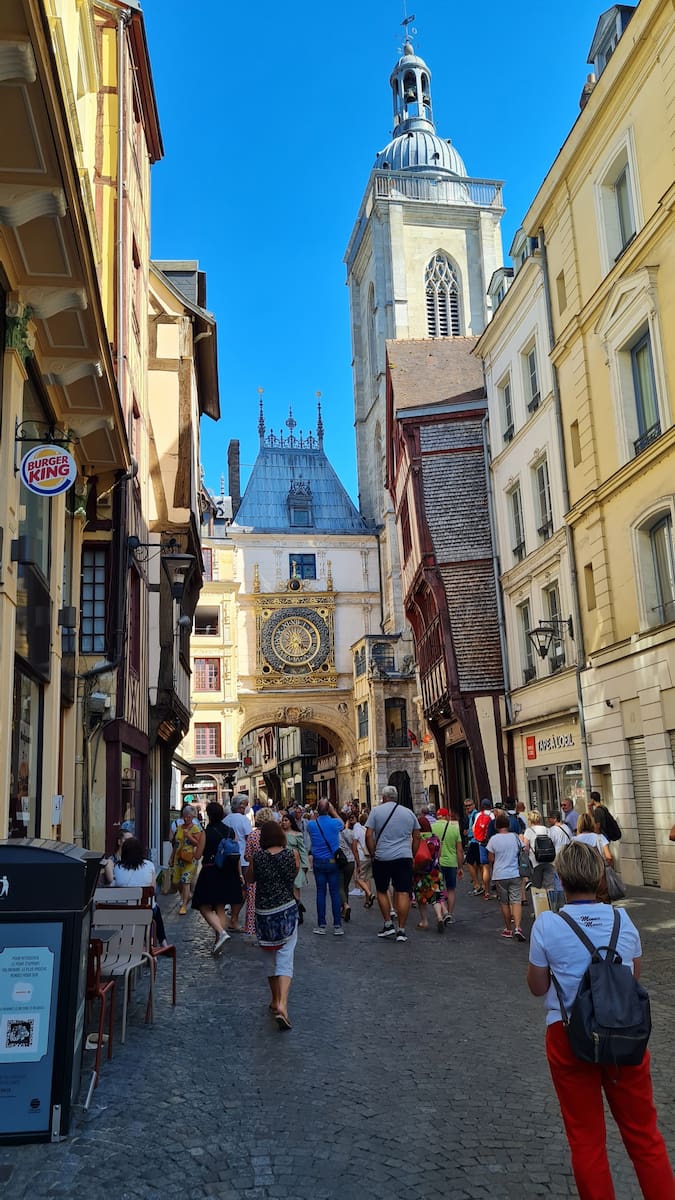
left=228, top=439, right=241, bottom=518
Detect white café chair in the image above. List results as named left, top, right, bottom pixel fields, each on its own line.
left=92, top=905, right=154, bottom=1043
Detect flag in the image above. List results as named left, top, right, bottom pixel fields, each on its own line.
left=408, top=729, right=418, bottom=745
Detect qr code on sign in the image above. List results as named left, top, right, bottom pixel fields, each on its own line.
left=5, top=1019, right=35, bottom=1050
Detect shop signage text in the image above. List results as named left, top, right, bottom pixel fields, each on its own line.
left=526, top=730, right=576, bottom=762
left=20, top=444, right=77, bottom=497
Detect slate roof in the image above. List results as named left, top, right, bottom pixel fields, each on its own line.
left=232, top=441, right=368, bottom=535
left=386, top=338, right=485, bottom=410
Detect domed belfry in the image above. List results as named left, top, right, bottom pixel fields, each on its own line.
left=344, top=26, right=506, bottom=805
left=344, top=26, right=504, bottom=612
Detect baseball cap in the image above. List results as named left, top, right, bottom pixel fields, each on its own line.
left=436, top=807, right=450, bottom=818
left=481, top=799, right=492, bottom=809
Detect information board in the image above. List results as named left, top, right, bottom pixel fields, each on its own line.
left=0, top=923, right=62, bottom=1136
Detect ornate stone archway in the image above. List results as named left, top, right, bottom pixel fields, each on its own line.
left=235, top=694, right=358, bottom=807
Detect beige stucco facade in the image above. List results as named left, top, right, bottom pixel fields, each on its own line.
left=522, top=0, right=675, bottom=887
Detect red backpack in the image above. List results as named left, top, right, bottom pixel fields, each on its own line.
left=472, top=812, right=491, bottom=844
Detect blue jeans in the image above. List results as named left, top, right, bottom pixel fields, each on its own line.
left=313, top=859, right=342, bottom=927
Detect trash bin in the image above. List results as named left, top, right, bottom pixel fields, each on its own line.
left=0, top=839, right=102, bottom=1143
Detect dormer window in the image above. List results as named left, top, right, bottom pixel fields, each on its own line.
left=587, top=5, right=635, bottom=78
left=287, top=480, right=313, bottom=527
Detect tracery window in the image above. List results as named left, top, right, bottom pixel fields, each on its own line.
left=425, top=254, right=461, bottom=337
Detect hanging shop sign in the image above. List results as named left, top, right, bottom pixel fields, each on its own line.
left=20, top=445, right=77, bottom=497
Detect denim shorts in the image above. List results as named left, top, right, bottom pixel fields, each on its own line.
left=479, top=844, right=490, bottom=866
left=441, top=866, right=457, bottom=891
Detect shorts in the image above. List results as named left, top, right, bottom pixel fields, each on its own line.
left=262, top=925, right=298, bottom=978
left=466, top=842, right=481, bottom=867
left=357, top=856, right=373, bottom=884
left=373, top=857, right=413, bottom=896
left=441, top=866, right=457, bottom=891
left=479, top=844, right=490, bottom=866
left=495, top=877, right=521, bottom=906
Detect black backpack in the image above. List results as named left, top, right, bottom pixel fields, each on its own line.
left=603, top=811, right=622, bottom=842
left=533, top=833, right=556, bottom=863
left=551, top=910, right=651, bottom=1067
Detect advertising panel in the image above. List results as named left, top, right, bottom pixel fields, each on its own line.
left=0, top=923, right=62, bottom=1136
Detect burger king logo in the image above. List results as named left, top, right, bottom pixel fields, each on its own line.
left=20, top=444, right=77, bottom=497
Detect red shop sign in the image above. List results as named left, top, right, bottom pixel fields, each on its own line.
left=526, top=736, right=537, bottom=761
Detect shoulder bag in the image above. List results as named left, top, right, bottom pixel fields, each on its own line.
left=515, top=833, right=532, bottom=878
left=316, top=818, right=348, bottom=868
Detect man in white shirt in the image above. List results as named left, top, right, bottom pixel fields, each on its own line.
left=548, top=810, right=573, bottom=853
left=227, top=795, right=253, bottom=867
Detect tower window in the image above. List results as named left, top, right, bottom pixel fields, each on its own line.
left=425, top=255, right=461, bottom=337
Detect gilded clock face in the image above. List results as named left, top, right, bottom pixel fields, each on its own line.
left=260, top=607, right=330, bottom=674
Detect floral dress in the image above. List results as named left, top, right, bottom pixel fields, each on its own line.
left=413, top=833, right=444, bottom=904
left=171, top=820, right=202, bottom=887
left=244, top=828, right=262, bottom=934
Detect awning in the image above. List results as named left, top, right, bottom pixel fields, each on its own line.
left=172, top=753, right=196, bottom=777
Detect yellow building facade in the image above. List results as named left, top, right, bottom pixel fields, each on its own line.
left=523, top=0, right=675, bottom=887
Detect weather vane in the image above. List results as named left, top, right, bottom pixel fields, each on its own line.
left=400, top=1, right=417, bottom=45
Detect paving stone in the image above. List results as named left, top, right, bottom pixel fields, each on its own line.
left=0, top=884, right=672, bottom=1198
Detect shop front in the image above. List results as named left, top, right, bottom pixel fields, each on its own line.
left=522, top=719, right=585, bottom=820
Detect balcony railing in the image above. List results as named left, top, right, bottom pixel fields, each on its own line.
left=386, top=729, right=411, bottom=749
left=523, top=665, right=536, bottom=684
left=634, top=421, right=661, bottom=456
left=527, top=394, right=541, bottom=413
left=503, top=424, right=514, bottom=444
left=373, top=170, right=503, bottom=209
left=513, top=541, right=526, bottom=563
left=538, top=519, right=553, bottom=542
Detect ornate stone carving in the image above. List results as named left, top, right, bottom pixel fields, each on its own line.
left=5, top=298, right=35, bottom=362
left=274, top=706, right=313, bottom=723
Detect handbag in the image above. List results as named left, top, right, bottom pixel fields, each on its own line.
left=604, top=864, right=627, bottom=901
left=177, top=839, right=195, bottom=864
left=316, top=818, right=347, bottom=867
left=515, top=834, right=531, bottom=878
left=413, top=837, right=433, bottom=873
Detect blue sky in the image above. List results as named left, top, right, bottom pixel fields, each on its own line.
left=145, top=0, right=601, bottom=502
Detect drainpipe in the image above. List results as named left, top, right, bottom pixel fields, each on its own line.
left=538, top=229, right=592, bottom=796
left=116, top=7, right=129, bottom=395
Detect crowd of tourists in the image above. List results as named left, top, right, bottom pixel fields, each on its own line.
left=155, top=783, right=675, bottom=1199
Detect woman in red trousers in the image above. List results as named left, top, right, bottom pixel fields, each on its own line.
left=527, top=841, right=674, bottom=1200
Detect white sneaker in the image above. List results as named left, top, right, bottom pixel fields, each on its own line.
left=334, top=927, right=345, bottom=936
left=313, top=927, right=327, bottom=935
left=213, top=930, right=230, bottom=956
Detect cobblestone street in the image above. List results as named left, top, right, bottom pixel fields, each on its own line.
left=2, top=881, right=674, bottom=1200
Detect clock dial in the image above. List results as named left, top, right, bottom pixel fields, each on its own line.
left=260, top=607, right=330, bottom=673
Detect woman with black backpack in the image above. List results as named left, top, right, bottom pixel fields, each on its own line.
left=527, top=842, right=674, bottom=1200
left=191, top=802, right=245, bottom=955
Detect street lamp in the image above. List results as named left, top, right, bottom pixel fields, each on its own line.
left=528, top=615, right=574, bottom=661
left=127, top=535, right=196, bottom=602
left=526, top=614, right=591, bottom=802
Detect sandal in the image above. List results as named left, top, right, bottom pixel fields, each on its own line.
left=364, top=895, right=375, bottom=909
left=275, top=1013, right=292, bottom=1031
left=416, top=922, right=429, bottom=930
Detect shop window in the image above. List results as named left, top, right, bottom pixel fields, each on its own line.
left=8, top=668, right=43, bottom=838
left=194, top=658, right=221, bottom=691
left=385, top=698, right=408, bottom=748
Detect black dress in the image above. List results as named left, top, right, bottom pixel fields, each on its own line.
left=191, top=822, right=244, bottom=911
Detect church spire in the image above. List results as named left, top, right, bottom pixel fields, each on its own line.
left=257, top=387, right=265, bottom=444
left=316, top=391, right=324, bottom=447
left=389, top=25, right=435, bottom=139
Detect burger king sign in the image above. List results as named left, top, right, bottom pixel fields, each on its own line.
left=20, top=444, right=77, bottom=497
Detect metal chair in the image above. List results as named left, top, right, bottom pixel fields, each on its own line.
left=85, top=937, right=115, bottom=1089
left=92, top=906, right=154, bottom=1043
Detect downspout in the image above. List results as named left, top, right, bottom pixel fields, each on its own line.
left=538, top=229, right=592, bottom=794
left=375, top=525, right=386, bottom=632
left=116, top=7, right=129, bottom=395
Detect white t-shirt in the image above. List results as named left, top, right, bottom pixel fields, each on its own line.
left=529, top=903, right=642, bottom=1025
left=574, top=831, right=609, bottom=853
left=486, top=832, right=521, bottom=880
left=227, top=812, right=253, bottom=866
left=548, top=823, right=572, bottom=853
left=113, top=860, right=155, bottom=888
left=352, top=822, right=367, bottom=853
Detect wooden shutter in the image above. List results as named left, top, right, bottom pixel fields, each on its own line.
left=628, top=737, right=661, bottom=887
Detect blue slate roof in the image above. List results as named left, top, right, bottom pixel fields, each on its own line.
left=232, top=429, right=368, bottom=535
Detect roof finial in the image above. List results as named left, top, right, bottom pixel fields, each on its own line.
left=401, top=0, right=416, bottom=52
left=257, top=387, right=265, bottom=442
left=220, top=472, right=225, bottom=496
left=316, top=391, right=324, bottom=444
left=285, top=405, right=296, bottom=432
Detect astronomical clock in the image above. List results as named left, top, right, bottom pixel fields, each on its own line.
left=255, top=573, right=337, bottom=690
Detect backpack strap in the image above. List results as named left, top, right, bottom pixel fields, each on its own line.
left=550, top=909, right=622, bottom=1024
left=442, top=820, right=451, bottom=846
left=557, top=910, right=602, bottom=958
